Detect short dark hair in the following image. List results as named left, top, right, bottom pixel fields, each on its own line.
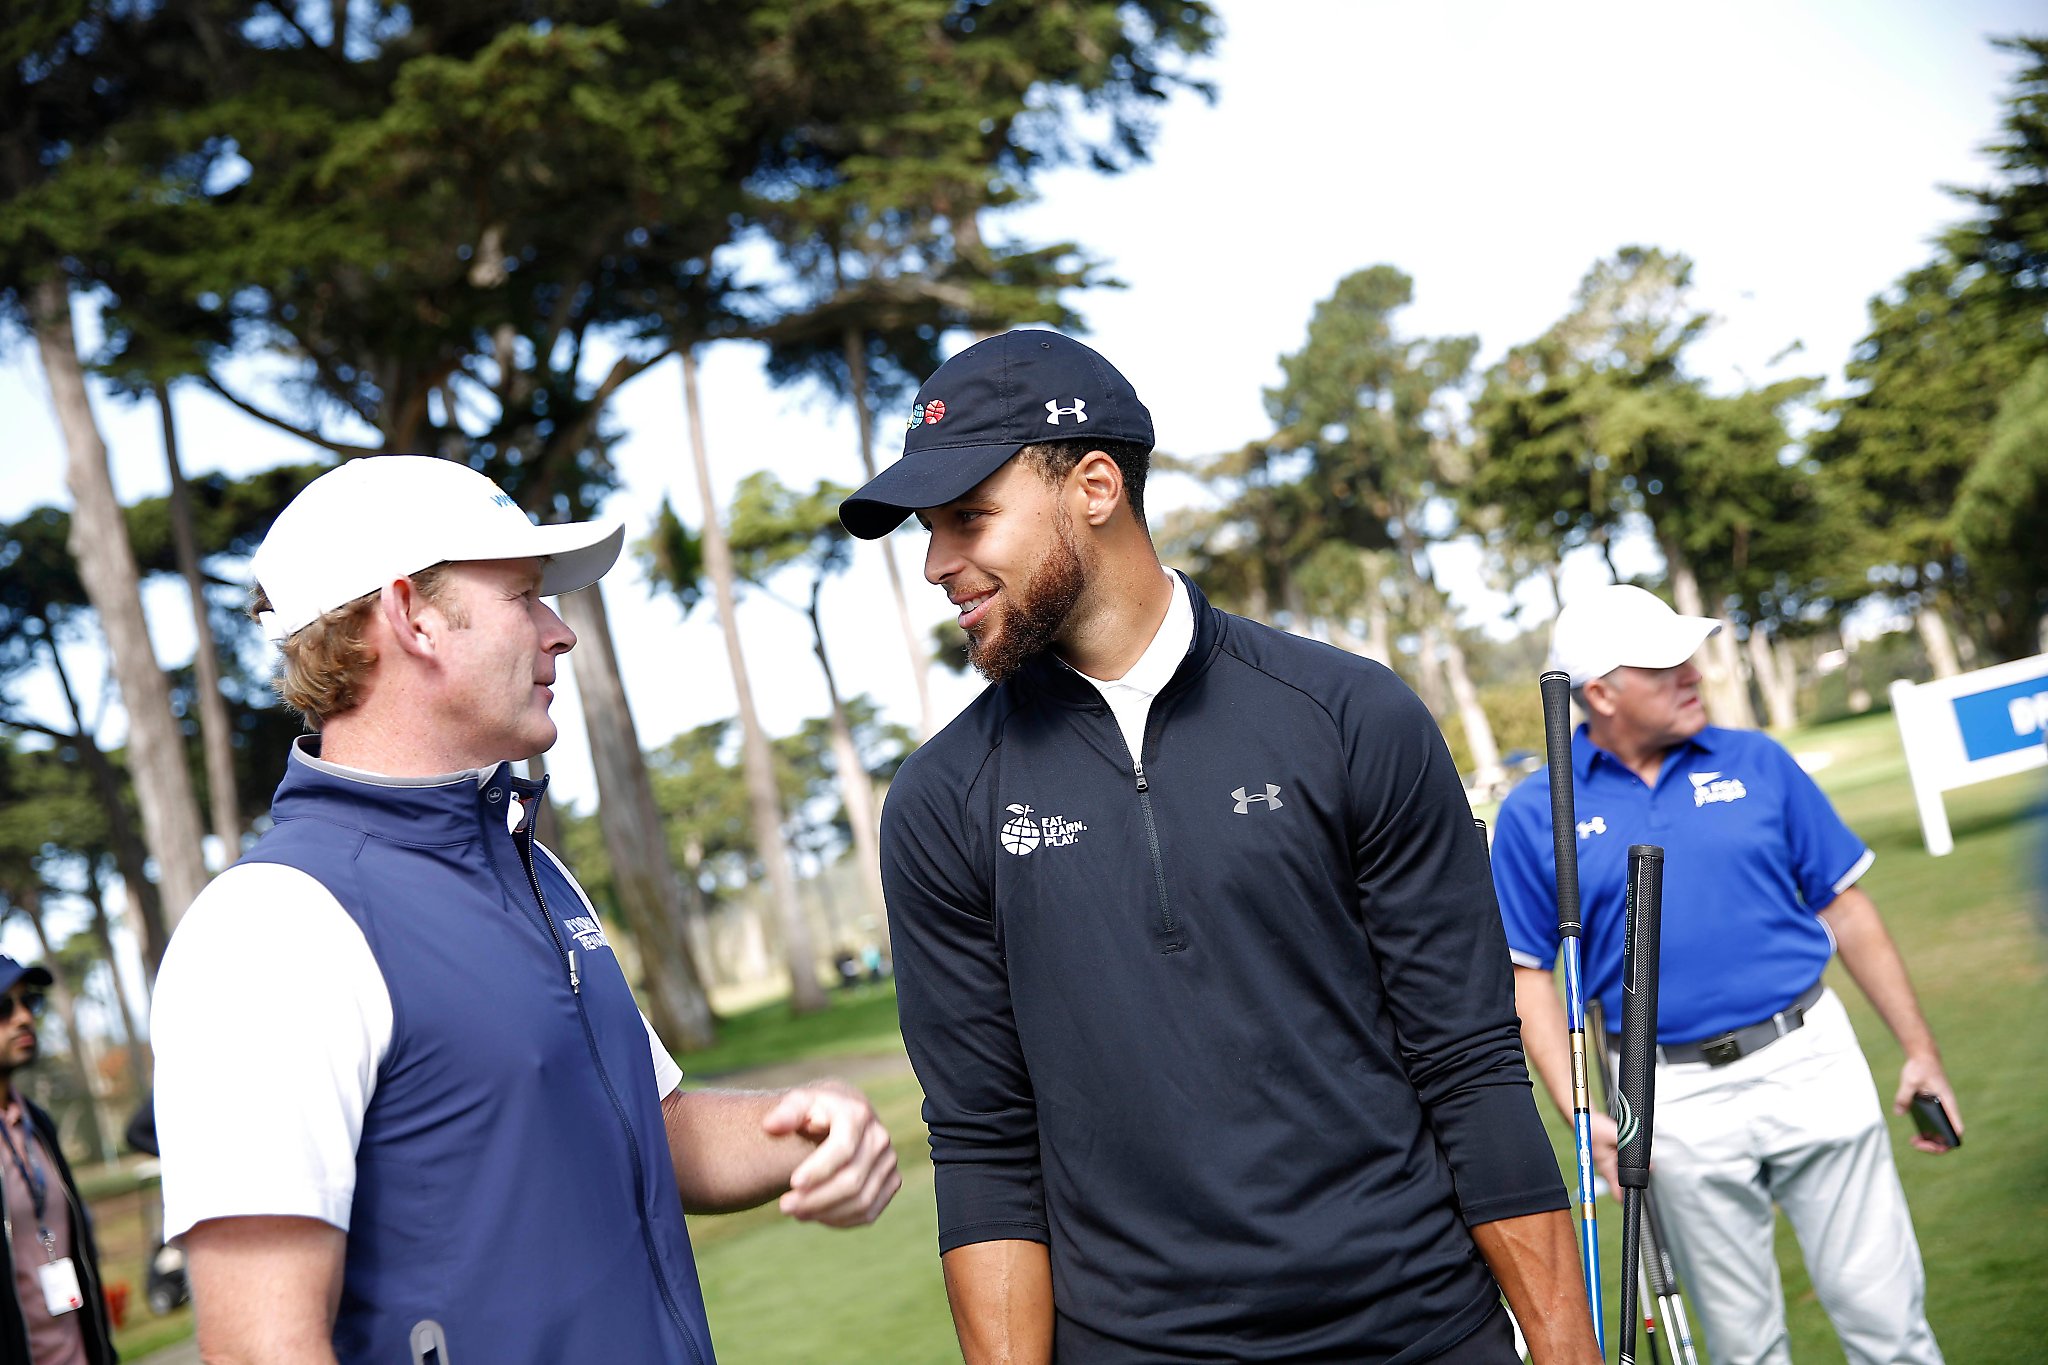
left=1015, top=438, right=1153, bottom=527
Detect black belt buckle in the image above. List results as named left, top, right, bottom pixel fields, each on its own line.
left=1701, top=1033, right=1744, bottom=1067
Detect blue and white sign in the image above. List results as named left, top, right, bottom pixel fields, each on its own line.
left=1890, top=652, right=2048, bottom=856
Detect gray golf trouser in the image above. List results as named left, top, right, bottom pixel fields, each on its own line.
left=1646, top=989, right=1943, bottom=1365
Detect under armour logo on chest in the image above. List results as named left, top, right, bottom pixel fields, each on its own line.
left=1232, top=784, right=1284, bottom=813
left=1045, top=398, right=1089, bottom=425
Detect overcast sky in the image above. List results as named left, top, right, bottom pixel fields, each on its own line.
left=3, top=0, right=2037, bottom=841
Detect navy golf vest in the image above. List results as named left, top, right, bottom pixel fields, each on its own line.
left=245, top=746, right=715, bottom=1365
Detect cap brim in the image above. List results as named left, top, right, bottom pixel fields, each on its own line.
left=839, top=445, right=1024, bottom=540
left=0, top=964, right=53, bottom=993
left=532, top=521, right=626, bottom=597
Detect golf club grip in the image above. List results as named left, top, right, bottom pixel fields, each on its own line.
left=1617, top=844, right=1664, bottom=1190
left=1539, top=670, right=1582, bottom=938
left=1590, top=1003, right=1682, bottom=1302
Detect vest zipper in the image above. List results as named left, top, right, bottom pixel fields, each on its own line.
left=513, top=828, right=703, bottom=1365
left=1131, top=759, right=1186, bottom=953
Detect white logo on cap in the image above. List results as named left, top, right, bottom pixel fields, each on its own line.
left=1045, top=398, right=1088, bottom=426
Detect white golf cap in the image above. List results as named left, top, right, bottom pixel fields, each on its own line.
left=1549, top=584, right=1721, bottom=687
left=251, top=456, right=625, bottom=642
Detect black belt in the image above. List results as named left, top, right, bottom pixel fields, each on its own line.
left=1658, top=980, right=1827, bottom=1067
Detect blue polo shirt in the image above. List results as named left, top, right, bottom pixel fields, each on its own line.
left=1493, top=725, right=1872, bottom=1044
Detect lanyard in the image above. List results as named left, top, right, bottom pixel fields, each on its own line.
left=0, top=1110, right=54, bottom=1259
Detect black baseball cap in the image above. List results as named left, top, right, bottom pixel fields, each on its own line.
left=0, top=956, right=52, bottom=996
left=838, top=329, right=1155, bottom=539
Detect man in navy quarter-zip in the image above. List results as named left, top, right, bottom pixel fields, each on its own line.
left=840, top=332, right=1600, bottom=1365
left=152, top=456, right=900, bottom=1365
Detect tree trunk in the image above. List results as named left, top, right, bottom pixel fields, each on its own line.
left=1401, top=523, right=1499, bottom=790
left=845, top=327, right=936, bottom=739
left=84, top=857, right=150, bottom=1091
left=524, top=751, right=565, bottom=852
left=1773, top=635, right=1802, bottom=720
left=1440, top=628, right=1502, bottom=790
left=1662, top=543, right=1756, bottom=728
left=33, top=278, right=211, bottom=932
left=158, top=383, right=243, bottom=859
left=41, top=632, right=170, bottom=981
left=1281, top=576, right=1311, bottom=639
left=1746, top=628, right=1797, bottom=732
left=555, top=582, right=717, bottom=1051
left=18, top=885, right=119, bottom=1163
left=1840, top=628, right=1873, bottom=714
left=1414, top=622, right=1447, bottom=716
left=1914, top=605, right=1962, bottom=679
left=806, top=591, right=889, bottom=957
left=682, top=350, right=827, bottom=1014
left=1364, top=564, right=1393, bottom=666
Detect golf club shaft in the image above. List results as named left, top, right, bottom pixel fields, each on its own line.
left=1589, top=1004, right=1702, bottom=1365
left=1638, top=1261, right=1666, bottom=1365
left=1645, top=1187, right=1703, bottom=1365
left=1617, top=845, right=1664, bottom=1365
left=1540, top=669, right=1604, bottom=1352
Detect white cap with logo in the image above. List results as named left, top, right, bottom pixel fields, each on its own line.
left=250, top=456, right=625, bottom=642
left=1549, top=584, right=1721, bottom=687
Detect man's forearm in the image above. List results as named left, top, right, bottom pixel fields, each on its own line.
left=1820, top=887, right=1938, bottom=1058
left=1471, top=1210, right=1602, bottom=1364
left=1514, top=965, right=1574, bottom=1116
left=942, top=1239, right=1054, bottom=1365
left=665, top=1083, right=900, bottom=1224
left=663, top=1088, right=811, bottom=1213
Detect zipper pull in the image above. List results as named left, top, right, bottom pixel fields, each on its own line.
left=1133, top=760, right=1148, bottom=793
left=567, top=949, right=581, bottom=995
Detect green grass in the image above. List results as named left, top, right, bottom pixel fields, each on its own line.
left=677, top=980, right=909, bottom=1079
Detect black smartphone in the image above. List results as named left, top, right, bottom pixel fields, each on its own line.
left=1908, top=1092, right=1961, bottom=1149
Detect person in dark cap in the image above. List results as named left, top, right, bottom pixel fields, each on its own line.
left=0, top=956, right=116, bottom=1365
left=843, top=331, right=1600, bottom=1364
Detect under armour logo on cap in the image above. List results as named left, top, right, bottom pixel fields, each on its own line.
left=837, top=329, right=1155, bottom=540
left=1232, top=784, right=1284, bottom=814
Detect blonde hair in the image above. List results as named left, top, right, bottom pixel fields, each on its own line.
left=250, top=565, right=465, bottom=730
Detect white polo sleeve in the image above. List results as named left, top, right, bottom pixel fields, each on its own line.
left=151, top=862, right=393, bottom=1240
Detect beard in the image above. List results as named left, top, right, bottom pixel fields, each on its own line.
left=966, top=509, right=1088, bottom=684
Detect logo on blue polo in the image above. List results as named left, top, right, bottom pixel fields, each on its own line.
left=562, top=915, right=609, bottom=951
left=1691, top=771, right=1748, bottom=807
left=1577, top=815, right=1607, bottom=839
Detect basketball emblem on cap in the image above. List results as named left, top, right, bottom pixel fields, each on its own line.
left=924, top=399, right=946, bottom=423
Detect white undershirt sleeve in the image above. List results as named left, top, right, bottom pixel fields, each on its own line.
left=646, top=1014, right=683, bottom=1097
left=151, top=863, right=393, bottom=1240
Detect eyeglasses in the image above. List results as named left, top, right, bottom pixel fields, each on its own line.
left=0, top=992, right=45, bottom=1023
